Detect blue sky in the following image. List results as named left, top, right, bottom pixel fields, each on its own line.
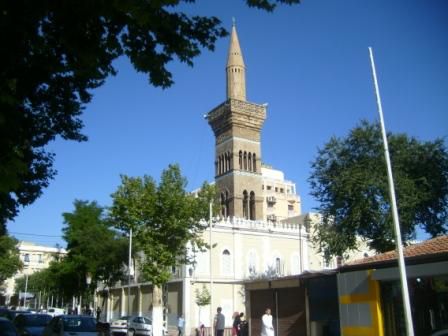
left=8, top=0, right=448, bottom=247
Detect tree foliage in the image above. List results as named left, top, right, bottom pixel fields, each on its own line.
left=309, top=120, right=448, bottom=254
left=0, top=235, right=22, bottom=285
left=0, top=0, right=299, bottom=231
left=110, top=164, right=216, bottom=286
left=195, top=285, right=211, bottom=307
left=62, top=200, right=128, bottom=296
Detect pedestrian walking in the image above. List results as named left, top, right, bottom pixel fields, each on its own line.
left=214, top=307, right=225, bottom=336
left=232, top=312, right=241, bottom=336
left=96, top=306, right=102, bottom=321
left=261, top=308, right=274, bottom=336
left=178, top=314, right=185, bottom=336
left=239, top=313, right=248, bottom=336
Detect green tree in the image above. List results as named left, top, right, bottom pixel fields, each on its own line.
left=309, top=120, right=448, bottom=255
left=110, top=164, right=216, bottom=335
left=0, top=235, right=22, bottom=286
left=195, top=285, right=211, bottom=324
left=0, top=0, right=299, bottom=230
left=62, top=200, right=128, bottom=300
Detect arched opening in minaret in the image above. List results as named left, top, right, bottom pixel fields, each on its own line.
left=221, top=192, right=226, bottom=217
left=228, top=151, right=232, bottom=170
left=248, top=153, right=252, bottom=171
left=225, top=190, right=230, bottom=217
left=243, top=151, right=247, bottom=170
left=253, top=153, right=257, bottom=172
left=243, top=190, right=249, bottom=219
left=239, top=151, right=243, bottom=170
left=250, top=191, right=256, bottom=220
left=224, top=152, right=228, bottom=172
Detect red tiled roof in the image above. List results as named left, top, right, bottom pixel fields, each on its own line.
left=347, top=235, right=448, bottom=266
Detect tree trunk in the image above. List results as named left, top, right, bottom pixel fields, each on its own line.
left=152, top=285, right=163, bottom=336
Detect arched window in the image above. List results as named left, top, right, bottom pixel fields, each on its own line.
left=218, top=155, right=222, bottom=175
left=291, top=254, right=300, bottom=275
left=252, top=153, right=257, bottom=172
left=248, top=250, right=257, bottom=275
left=225, top=190, right=230, bottom=217
left=248, top=153, right=252, bottom=171
left=228, top=151, right=232, bottom=170
left=221, top=192, right=226, bottom=217
left=275, top=257, right=281, bottom=275
left=239, top=151, right=243, bottom=170
left=249, top=191, right=256, bottom=220
left=243, top=151, right=247, bottom=170
left=224, top=153, right=228, bottom=172
left=215, top=160, right=218, bottom=176
left=242, top=190, right=249, bottom=219
left=222, top=249, right=232, bottom=275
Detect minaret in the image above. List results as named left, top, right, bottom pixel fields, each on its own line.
left=226, top=22, right=246, bottom=101
left=206, top=24, right=266, bottom=221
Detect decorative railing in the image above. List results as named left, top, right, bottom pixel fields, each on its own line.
left=208, top=216, right=306, bottom=235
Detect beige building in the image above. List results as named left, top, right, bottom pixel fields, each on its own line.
left=100, top=24, right=373, bottom=335
left=2, top=241, right=66, bottom=305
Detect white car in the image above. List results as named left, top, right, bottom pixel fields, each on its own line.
left=126, top=316, right=152, bottom=336
left=110, top=316, right=131, bottom=335
left=43, top=315, right=97, bottom=336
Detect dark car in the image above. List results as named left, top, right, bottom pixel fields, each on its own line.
left=0, top=317, right=19, bottom=336
left=14, top=313, right=52, bottom=336
left=3, top=310, right=31, bottom=321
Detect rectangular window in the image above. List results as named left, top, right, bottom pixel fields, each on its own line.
left=275, top=187, right=278, bottom=192
left=38, top=255, right=43, bottom=263
left=280, top=188, right=284, bottom=193
left=24, top=254, right=30, bottom=263
left=267, top=186, right=272, bottom=190
left=288, top=205, right=294, bottom=211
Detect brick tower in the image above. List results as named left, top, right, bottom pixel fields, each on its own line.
left=206, top=23, right=266, bottom=220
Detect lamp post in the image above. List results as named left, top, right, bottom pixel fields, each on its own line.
left=23, top=268, right=29, bottom=309
left=209, top=202, right=214, bottom=336
left=128, top=228, right=133, bottom=316
left=86, top=273, right=92, bottom=314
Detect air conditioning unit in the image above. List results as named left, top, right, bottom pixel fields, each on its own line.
left=266, top=196, right=277, bottom=204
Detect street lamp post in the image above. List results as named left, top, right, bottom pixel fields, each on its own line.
left=128, top=228, right=133, bottom=316
left=23, top=271, right=29, bottom=309
left=86, top=273, right=92, bottom=314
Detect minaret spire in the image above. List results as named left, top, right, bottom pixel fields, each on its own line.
left=226, top=22, right=246, bottom=101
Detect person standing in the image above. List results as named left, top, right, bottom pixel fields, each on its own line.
left=214, top=307, right=225, bottom=336
left=261, top=308, right=274, bottom=336
left=178, top=315, right=185, bottom=336
left=232, top=312, right=241, bottom=336
left=239, top=313, right=248, bottom=336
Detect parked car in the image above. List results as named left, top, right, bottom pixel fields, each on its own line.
left=14, top=313, right=52, bottom=336
left=42, top=315, right=97, bottom=336
left=0, top=317, right=19, bottom=336
left=110, top=316, right=131, bottom=335
left=46, top=308, right=65, bottom=317
left=126, top=316, right=152, bottom=336
left=2, top=310, right=31, bottom=321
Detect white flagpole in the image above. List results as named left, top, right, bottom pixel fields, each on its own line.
left=368, top=47, right=415, bottom=336
left=209, top=201, right=214, bottom=336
